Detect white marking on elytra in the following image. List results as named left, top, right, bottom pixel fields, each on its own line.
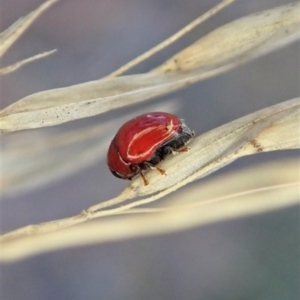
left=118, top=151, right=130, bottom=165
left=127, top=120, right=175, bottom=160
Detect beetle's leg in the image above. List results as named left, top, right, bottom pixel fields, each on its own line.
left=130, top=165, right=149, bottom=186
left=163, top=145, right=190, bottom=155
left=174, top=146, right=190, bottom=153
left=153, top=165, right=166, bottom=175
left=143, top=161, right=166, bottom=176
left=139, top=171, right=149, bottom=186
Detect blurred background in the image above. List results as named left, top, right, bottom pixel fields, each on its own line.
left=1, top=0, right=299, bottom=299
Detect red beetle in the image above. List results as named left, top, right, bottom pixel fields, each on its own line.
left=107, top=112, right=194, bottom=185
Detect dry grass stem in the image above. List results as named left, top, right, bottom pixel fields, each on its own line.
left=0, top=50, right=57, bottom=75
left=153, top=2, right=300, bottom=72
left=0, top=0, right=60, bottom=57
left=0, top=159, right=298, bottom=262
left=106, top=0, right=237, bottom=77
left=0, top=2, right=298, bottom=132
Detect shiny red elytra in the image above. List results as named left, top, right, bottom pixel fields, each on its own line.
left=107, top=112, right=194, bottom=185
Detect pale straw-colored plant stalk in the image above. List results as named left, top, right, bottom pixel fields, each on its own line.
left=1, top=158, right=298, bottom=261
left=0, top=0, right=299, bottom=262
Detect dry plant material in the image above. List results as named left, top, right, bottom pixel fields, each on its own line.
left=0, top=0, right=299, bottom=263
left=0, top=2, right=299, bottom=132
left=1, top=98, right=299, bottom=244
left=0, top=158, right=298, bottom=262
left=153, top=1, right=300, bottom=72
left=0, top=0, right=60, bottom=73
left=0, top=50, right=57, bottom=75
left=107, top=0, right=237, bottom=77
